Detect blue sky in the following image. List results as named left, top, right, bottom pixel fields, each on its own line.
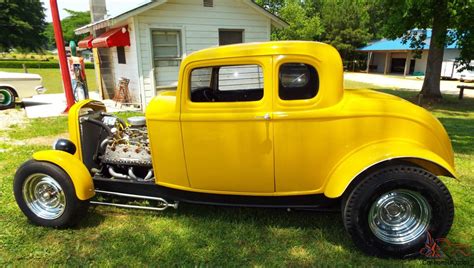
left=41, top=0, right=146, bottom=21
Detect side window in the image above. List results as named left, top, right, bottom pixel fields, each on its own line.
left=190, top=64, right=263, bottom=102
left=279, top=63, right=319, bottom=100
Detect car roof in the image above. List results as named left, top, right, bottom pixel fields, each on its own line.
left=182, top=41, right=339, bottom=65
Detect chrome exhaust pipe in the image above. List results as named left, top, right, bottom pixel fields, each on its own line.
left=108, top=166, right=131, bottom=180
left=128, top=167, right=155, bottom=182
left=93, top=190, right=179, bottom=211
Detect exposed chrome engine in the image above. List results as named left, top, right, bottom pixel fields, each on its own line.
left=79, top=112, right=155, bottom=182
left=101, top=123, right=152, bottom=167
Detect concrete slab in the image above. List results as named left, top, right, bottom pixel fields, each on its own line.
left=22, top=91, right=141, bottom=118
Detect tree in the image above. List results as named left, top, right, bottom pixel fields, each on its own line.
left=381, top=0, right=474, bottom=100
left=254, top=0, right=285, bottom=14
left=255, top=0, right=323, bottom=41
left=0, top=0, right=47, bottom=52
left=318, top=0, right=373, bottom=59
left=255, top=0, right=381, bottom=61
left=44, top=9, right=91, bottom=50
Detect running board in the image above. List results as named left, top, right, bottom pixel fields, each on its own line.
left=91, top=190, right=179, bottom=211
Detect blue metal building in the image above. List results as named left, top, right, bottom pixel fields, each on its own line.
left=358, top=29, right=460, bottom=76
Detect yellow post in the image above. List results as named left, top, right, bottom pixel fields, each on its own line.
left=92, top=48, right=103, bottom=99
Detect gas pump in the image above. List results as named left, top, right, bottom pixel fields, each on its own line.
left=68, top=41, right=89, bottom=101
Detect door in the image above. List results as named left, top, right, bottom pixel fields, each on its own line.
left=180, top=57, right=274, bottom=193
left=272, top=56, right=328, bottom=193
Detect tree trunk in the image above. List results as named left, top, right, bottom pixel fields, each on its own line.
left=420, top=0, right=449, bottom=100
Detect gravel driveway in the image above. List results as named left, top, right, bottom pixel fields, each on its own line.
left=345, top=72, right=474, bottom=97
left=0, top=109, right=26, bottom=129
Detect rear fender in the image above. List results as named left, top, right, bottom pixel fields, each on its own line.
left=33, top=150, right=95, bottom=200
left=323, top=141, right=456, bottom=198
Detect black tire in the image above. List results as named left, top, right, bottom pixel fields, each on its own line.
left=13, top=160, right=89, bottom=228
left=342, top=165, right=454, bottom=258
left=0, top=87, right=16, bottom=110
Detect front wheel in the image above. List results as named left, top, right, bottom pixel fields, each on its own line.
left=13, top=160, right=89, bottom=228
left=342, top=165, right=454, bottom=258
left=0, top=87, right=16, bottom=110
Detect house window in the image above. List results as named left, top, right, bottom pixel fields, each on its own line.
left=117, top=46, right=126, bottom=64
left=219, top=29, right=243, bottom=45
left=151, top=30, right=182, bottom=68
left=190, top=64, right=264, bottom=102
left=279, top=63, right=319, bottom=100
left=203, top=0, right=213, bottom=7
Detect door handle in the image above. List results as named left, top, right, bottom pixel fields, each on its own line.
left=255, top=113, right=271, bottom=120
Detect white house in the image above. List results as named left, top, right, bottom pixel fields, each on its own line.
left=75, top=0, right=287, bottom=108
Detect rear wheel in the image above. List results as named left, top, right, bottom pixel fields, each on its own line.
left=13, top=160, right=89, bottom=228
left=0, top=87, right=16, bottom=110
left=342, top=165, right=454, bottom=258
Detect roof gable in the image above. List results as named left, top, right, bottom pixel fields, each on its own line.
left=75, top=0, right=287, bottom=35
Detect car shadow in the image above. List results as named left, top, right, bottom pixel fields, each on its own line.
left=76, top=201, right=364, bottom=265
left=21, top=100, right=53, bottom=107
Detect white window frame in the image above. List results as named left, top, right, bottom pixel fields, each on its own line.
left=151, top=29, right=183, bottom=67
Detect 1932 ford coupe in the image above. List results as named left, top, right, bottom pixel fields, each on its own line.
left=14, top=41, right=456, bottom=258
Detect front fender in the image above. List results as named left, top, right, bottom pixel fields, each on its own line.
left=323, top=141, right=456, bottom=198
left=33, top=150, right=95, bottom=200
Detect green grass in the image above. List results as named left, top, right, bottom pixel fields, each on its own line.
left=0, top=68, right=97, bottom=94
left=2, top=116, right=68, bottom=140
left=0, top=89, right=473, bottom=266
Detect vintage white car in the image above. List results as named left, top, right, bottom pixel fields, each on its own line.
left=0, top=71, right=47, bottom=110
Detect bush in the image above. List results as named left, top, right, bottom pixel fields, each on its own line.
left=0, top=60, right=94, bottom=69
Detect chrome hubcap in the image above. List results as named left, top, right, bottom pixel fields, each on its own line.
left=368, top=189, right=431, bottom=245
left=22, top=174, right=66, bottom=220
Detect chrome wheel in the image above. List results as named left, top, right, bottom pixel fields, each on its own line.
left=22, top=173, right=66, bottom=220
left=368, top=189, right=431, bottom=245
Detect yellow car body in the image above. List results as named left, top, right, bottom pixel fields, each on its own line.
left=18, top=41, right=457, bottom=257
left=44, top=41, right=455, bottom=200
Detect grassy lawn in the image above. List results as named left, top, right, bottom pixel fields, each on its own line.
left=0, top=88, right=473, bottom=266
left=0, top=68, right=97, bottom=94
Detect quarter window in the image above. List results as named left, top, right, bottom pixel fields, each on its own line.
left=190, top=64, right=263, bottom=102
left=279, top=63, right=319, bottom=100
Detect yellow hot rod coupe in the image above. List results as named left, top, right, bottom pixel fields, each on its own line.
left=14, top=41, right=455, bottom=258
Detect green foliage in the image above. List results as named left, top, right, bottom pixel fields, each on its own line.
left=44, top=9, right=91, bottom=50
left=0, top=0, right=47, bottom=52
left=253, top=0, right=285, bottom=14
left=254, top=0, right=381, bottom=59
left=319, top=0, right=373, bottom=58
left=0, top=61, right=94, bottom=69
left=273, top=0, right=323, bottom=41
